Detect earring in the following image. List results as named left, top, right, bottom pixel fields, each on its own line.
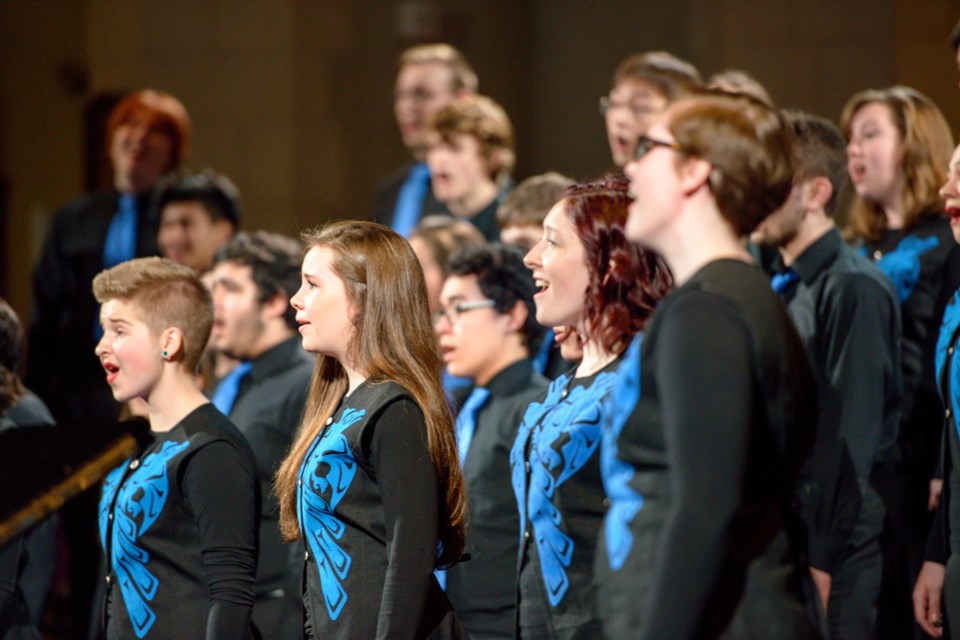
left=162, top=350, right=168, bottom=358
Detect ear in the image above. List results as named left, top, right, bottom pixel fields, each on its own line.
left=211, top=218, right=235, bottom=245
left=160, top=327, right=185, bottom=362
left=261, top=290, right=289, bottom=321
left=485, top=148, right=504, bottom=178
left=802, top=176, right=833, bottom=213
left=503, top=299, right=529, bottom=333
left=678, top=156, right=713, bottom=196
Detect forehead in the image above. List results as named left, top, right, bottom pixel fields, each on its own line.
left=611, top=78, right=667, bottom=102
left=950, top=144, right=960, bottom=167
left=852, top=102, right=895, bottom=128
left=302, top=245, right=338, bottom=275
left=211, top=259, right=254, bottom=284
left=396, top=62, right=453, bottom=90
left=440, top=273, right=483, bottom=300
left=161, top=200, right=212, bottom=223
left=100, top=297, right=147, bottom=323
left=543, top=201, right=572, bottom=231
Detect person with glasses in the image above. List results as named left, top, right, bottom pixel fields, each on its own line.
left=615, top=92, right=820, bottom=639
left=373, top=43, right=478, bottom=238
left=601, top=51, right=700, bottom=169
left=513, top=175, right=672, bottom=639
left=433, top=243, right=547, bottom=639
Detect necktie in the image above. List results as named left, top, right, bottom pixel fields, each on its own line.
left=103, top=194, right=139, bottom=269
left=391, top=163, right=430, bottom=238
left=532, top=329, right=555, bottom=375
left=211, top=361, right=253, bottom=415
left=770, top=268, right=800, bottom=294
left=456, top=386, right=491, bottom=464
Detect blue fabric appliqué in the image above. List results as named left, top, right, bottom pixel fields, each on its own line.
left=872, top=235, right=940, bottom=303
left=298, top=407, right=366, bottom=622
left=601, top=334, right=644, bottom=571
left=511, top=370, right=617, bottom=607
left=98, top=440, right=190, bottom=638
left=936, top=290, right=960, bottom=441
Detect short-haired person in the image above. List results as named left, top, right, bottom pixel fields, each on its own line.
left=93, top=257, right=259, bottom=639
left=913, top=140, right=960, bottom=639
left=156, top=169, right=241, bottom=273
left=602, top=51, right=701, bottom=167
left=496, top=172, right=576, bottom=379
left=26, top=88, right=190, bottom=633
left=374, top=43, right=478, bottom=237
left=410, top=215, right=487, bottom=317
left=426, top=94, right=515, bottom=242
left=0, top=299, right=56, bottom=640
left=434, top=243, right=548, bottom=638
left=707, top=69, right=774, bottom=105
left=514, top=176, right=671, bottom=638
left=752, top=111, right=901, bottom=638
left=207, top=231, right=312, bottom=639
left=841, top=86, right=960, bottom=640
left=277, top=221, right=467, bottom=638
left=616, top=93, right=819, bottom=639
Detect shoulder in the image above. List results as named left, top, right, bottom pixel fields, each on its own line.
left=179, top=404, right=256, bottom=461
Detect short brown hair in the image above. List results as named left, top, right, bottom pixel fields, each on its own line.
left=707, top=69, right=773, bottom=106
left=612, top=51, right=702, bottom=101
left=496, top=172, right=575, bottom=229
left=410, top=215, right=486, bottom=281
left=840, top=86, right=954, bottom=242
left=106, top=89, right=191, bottom=172
left=667, top=91, right=796, bottom=235
left=92, top=257, right=213, bottom=372
left=399, top=43, right=478, bottom=93
left=782, top=110, right=847, bottom=217
left=428, top=94, right=515, bottom=183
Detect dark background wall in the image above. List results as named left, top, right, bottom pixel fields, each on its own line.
left=2, top=0, right=960, bottom=322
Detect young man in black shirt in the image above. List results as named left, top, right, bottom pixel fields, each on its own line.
left=434, top=243, right=547, bottom=639
left=752, top=111, right=902, bottom=639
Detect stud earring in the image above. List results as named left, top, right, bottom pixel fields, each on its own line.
left=162, top=350, right=168, bottom=358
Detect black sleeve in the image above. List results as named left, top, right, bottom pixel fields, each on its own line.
left=25, top=211, right=69, bottom=399
left=181, top=440, right=259, bottom=640
left=366, top=398, right=441, bottom=640
left=0, top=536, right=22, bottom=631
left=637, top=291, right=757, bottom=640
left=807, top=274, right=899, bottom=571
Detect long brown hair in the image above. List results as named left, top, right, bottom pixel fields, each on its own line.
left=275, top=220, right=466, bottom=567
left=840, top=86, right=954, bottom=242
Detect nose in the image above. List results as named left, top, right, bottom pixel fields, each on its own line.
left=94, top=332, right=108, bottom=357
left=523, top=241, right=542, bottom=271
left=940, top=177, right=956, bottom=199
left=290, top=286, right=304, bottom=311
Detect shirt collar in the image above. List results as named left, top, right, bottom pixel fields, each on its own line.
left=792, top=226, right=843, bottom=285
left=483, top=358, right=535, bottom=396
left=248, top=335, right=309, bottom=380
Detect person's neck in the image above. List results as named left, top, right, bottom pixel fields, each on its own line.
left=447, top=181, right=498, bottom=219
left=474, top=342, right=527, bottom=388
left=779, top=214, right=834, bottom=267
left=575, top=339, right=617, bottom=378
left=246, top=325, right=296, bottom=361
left=341, top=361, right=368, bottom=397
left=146, top=369, right=209, bottom=433
left=883, top=203, right=905, bottom=230
left=656, top=200, right=751, bottom=286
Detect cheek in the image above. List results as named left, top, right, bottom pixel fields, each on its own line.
left=116, top=340, right=157, bottom=376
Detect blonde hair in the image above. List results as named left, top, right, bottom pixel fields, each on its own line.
left=840, top=86, right=954, bottom=242
left=275, top=221, right=466, bottom=567
left=428, top=94, right=516, bottom=184
left=92, top=257, right=213, bottom=371
left=399, top=43, right=478, bottom=93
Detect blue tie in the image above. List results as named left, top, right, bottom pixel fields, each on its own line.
left=456, top=386, right=491, bottom=464
left=770, top=268, right=800, bottom=294
left=532, top=329, right=555, bottom=375
left=103, top=194, right=139, bottom=269
left=392, top=163, right=430, bottom=238
left=211, top=361, right=253, bottom=415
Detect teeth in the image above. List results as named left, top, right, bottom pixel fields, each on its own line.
left=535, top=279, right=549, bottom=291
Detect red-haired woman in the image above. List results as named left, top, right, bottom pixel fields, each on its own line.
left=276, top=221, right=466, bottom=639
left=617, top=93, right=819, bottom=639
left=512, top=175, right=671, bottom=639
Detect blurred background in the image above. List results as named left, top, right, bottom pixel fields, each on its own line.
left=2, top=0, right=960, bottom=322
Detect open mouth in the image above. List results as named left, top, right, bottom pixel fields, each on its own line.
left=103, top=362, right=120, bottom=384
left=534, top=278, right=550, bottom=294
left=849, top=163, right=866, bottom=183
left=947, top=206, right=960, bottom=224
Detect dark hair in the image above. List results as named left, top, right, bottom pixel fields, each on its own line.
left=781, top=110, right=848, bottom=217
left=496, top=172, right=575, bottom=229
left=0, top=299, right=25, bottom=415
left=213, top=231, right=304, bottom=330
left=154, top=169, right=242, bottom=228
left=277, top=221, right=466, bottom=568
left=106, top=89, right=191, bottom=171
left=612, top=51, right=702, bottom=100
left=447, top=243, right=544, bottom=350
left=564, top=175, right=673, bottom=354
left=667, top=90, right=796, bottom=235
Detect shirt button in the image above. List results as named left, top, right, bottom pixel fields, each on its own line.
left=524, top=530, right=530, bottom=540
left=524, top=461, right=531, bottom=472
left=325, top=417, right=333, bottom=425
left=950, top=347, right=955, bottom=356
left=108, top=513, right=113, bottom=521
left=129, top=459, right=139, bottom=470
left=947, top=408, right=953, bottom=419
left=305, top=551, right=310, bottom=561
left=873, top=250, right=883, bottom=261
left=298, top=479, right=302, bottom=487
left=561, top=389, right=569, bottom=399
left=603, top=498, right=611, bottom=508
left=105, top=575, right=112, bottom=585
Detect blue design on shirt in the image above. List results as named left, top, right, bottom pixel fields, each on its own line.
left=936, top=290, right=960, bottom=441
left=872, top=235, right=940, bottom=303
left=510, top=369, right=617, bottom=606
left=298, top=407, right=366, bottom=622
left=98, top=440, right=190, bottom=638
left=600, top=334, right=644, bottom=571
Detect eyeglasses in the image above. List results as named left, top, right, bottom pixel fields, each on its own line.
left=634, top=135, right=682, bottom=161
left=394, top=88, right=442, bottom=105
left=599, top=96, right=663, bottom=120
left=433, top=299, right=497, bottom=326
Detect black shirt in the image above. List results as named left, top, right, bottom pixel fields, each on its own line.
left=445, top=359, right=548, bottom=639
left=228, top=336, right=313, bottom=595
left=598, top=259, right=818, bottom=640
left=371, top=163, right=451, bottom=229
left=775, top=228, right=901, bottom=571
left=99, top=404, right=260, bottom=639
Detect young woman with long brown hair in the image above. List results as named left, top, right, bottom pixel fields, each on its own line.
left=275, top=220, right=467, bottom=639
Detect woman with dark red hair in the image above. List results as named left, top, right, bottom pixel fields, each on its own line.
left=513, top=175, right=671, bottom=639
